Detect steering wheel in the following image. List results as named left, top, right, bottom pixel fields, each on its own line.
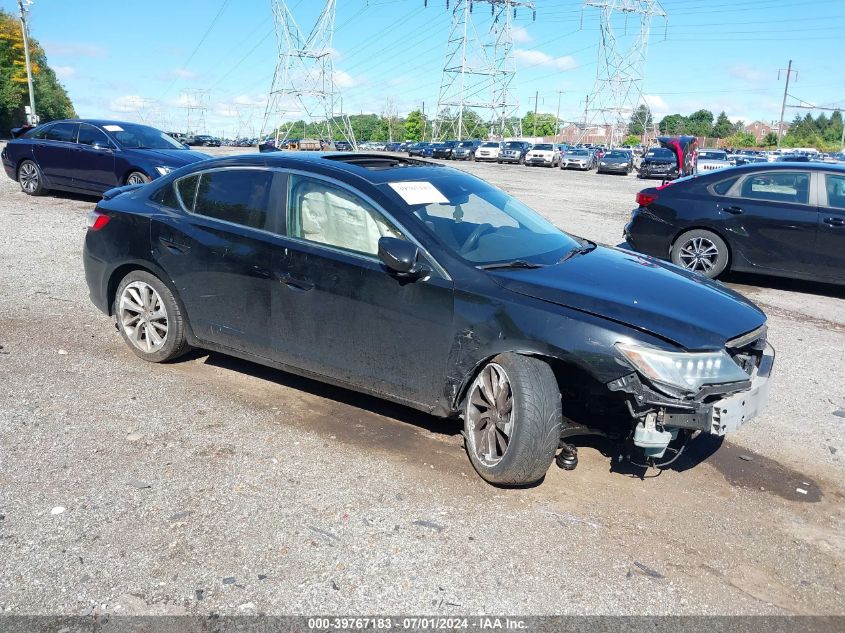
left=460, top=223, right=494, bottom=254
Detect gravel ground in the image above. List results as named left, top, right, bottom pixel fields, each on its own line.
left=0, top=144, right=843, bottom=617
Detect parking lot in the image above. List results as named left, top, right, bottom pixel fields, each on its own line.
left=1, top=144, right=844, bottom=616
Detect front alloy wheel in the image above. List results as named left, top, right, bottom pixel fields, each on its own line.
left=671, top=229, right=729, bottom=278
left=463, top=354, right=562, bottom=486
left=126, top=171, right=150, bottom=185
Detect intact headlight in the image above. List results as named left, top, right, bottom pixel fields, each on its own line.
left=616, top=343, right=749, bottom=393
left=154, top=166, right=174, bottom=176
left=599, top=161, right=606, bottom=166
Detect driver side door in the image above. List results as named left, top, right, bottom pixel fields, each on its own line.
left=269, top=173, right=455, bottom=408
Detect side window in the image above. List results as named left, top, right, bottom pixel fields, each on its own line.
left=77, top=125, right=110, bottom=147
left=712, top=176, right=740, bottom=196
left=739, top=171, right=810, bottom=205
left=45, top=122, right=79, bottom=143
left=151, top=182, right=182, bottom=209
left=825, top=174, right=845, bottom=210
left=288, top=175, right=403, bottom=256
left=27, top=124, right=52, bottom=139
left=193, top=169, right=274, bottom=230
left=175, top=174, right=199, bottom=211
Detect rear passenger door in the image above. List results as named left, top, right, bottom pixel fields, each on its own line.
left=150, top=167, right=286, bottom=358
left=815, top=172, right=845, bottom=280
left=32, top=122, right=79, bottom=186
left=720, top=170, right=819, bottom=274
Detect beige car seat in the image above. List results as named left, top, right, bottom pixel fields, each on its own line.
left=298, top=183, right=401, bottom=255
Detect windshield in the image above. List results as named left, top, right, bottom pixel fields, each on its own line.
left=381, top=172, right=579, bottom=266
left=108, top=123, right=185, bottom=149
left=699, top=151, right=727, bottom=160
left=605, top=151, right=628, bottom=159
left=504, top=142, right=523, bottom=149
left=569, top=150, right=589, bottom=156
left=533, top=144, right=553, bottom=151
left=646, top=148, right=674, bottom=159
left=480, top=142, right=499, bottom=148
left=459, top=141, right=475, bottom=147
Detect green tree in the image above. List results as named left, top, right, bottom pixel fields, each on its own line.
left=658, top=113, right=687, bottom=134
left=628, top=104, right=653, bottom=136
left=685, top=109, right=714, bottom=137
left=762, top=131, right=778, bottom=147
left=712, top=111, right=734, bottom=138
left=623, top=134, right=641, bottom=146
left=521, top=110, right=558, bottom=137
left=403, top=109, right=424, bottom=141
left=0, top=10, right=75, bottom=135
left=723, top=131, right=755, bottom=148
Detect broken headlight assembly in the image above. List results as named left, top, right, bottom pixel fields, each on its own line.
left=615, top=343, right=749, bottom=395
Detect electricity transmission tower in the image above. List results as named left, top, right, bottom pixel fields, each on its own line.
left=430, top=0, right=535, bottom=141
left=260, top=0, right=356, bottom=149
left=182, top=89, right=210, bottom=134
left=579, top=0, right=666, bottom=147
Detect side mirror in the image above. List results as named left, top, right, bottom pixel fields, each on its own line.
left=92, top=141, right=112, bottom=151
left=182, top=143, right=191, bottom=150
left=378, top=237, right=430, bottom=278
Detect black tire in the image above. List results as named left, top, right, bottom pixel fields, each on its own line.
left=18, top=159, right=48, bottom=196
left=125, top=171, right=151, bottom=186
left=113, top=270, right=190, bottom=363
left=463, top=353, right=562, bottom=486
left=670, top=229, right=729, bottom=279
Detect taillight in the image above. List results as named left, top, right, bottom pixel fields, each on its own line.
left=87, top=210, right=110, bottom=231
left=636, top=192, right=657, bottom=207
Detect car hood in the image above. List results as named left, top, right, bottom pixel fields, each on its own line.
left=602, top=157, right=628, bottom=163
left=489, top=246, right=766, bottom=350
left=121, top=148, right=210, bottom=166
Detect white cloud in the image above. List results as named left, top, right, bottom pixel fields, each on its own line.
left=514, top=49, right=577, bottom=71
left=333, top=70, right=357, bottom=88
left=166, top=68, right=199, bottom=80
left=53, top=65, right=76, bottom=80
left=44, top=41, right=107, bottom=58
left=512, top=26, right=532, bottom=44
left=643, top=94, right=669, bottom=114
left=108, top=95, right=150, bottom=113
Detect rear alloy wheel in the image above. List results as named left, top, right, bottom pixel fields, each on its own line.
left=126, top=171, right=150, bottom=186
left=671, top=229, right=729, bottom=278
left=18, top=160, right=47, bottom=196
left=114, top=271, right=189, bottom=362
left=464, top=354, right=562, bottom=486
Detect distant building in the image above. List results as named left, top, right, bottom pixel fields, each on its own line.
left=744, top=120, right=789, bottom=143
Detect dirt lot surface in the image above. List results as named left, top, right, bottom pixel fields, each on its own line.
left=1, top=144, right=844, bottom=616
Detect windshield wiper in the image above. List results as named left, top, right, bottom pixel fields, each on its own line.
left=477, top=260, right=545, bottom=270
left=558, top=241, right=597, bottom=263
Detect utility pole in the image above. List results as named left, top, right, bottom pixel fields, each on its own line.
left=529, top=91, right=543, bottom=138
left=555, top=90, right=565, bottom=140
left=17, top=0, right=37, bottom=125
left=777, top=60, right=797, bottom=148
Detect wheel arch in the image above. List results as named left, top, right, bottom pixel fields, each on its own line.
left=669, top=224, right=734, bottom=270
left=121, top=167, right=151, bottom=185
left=105, top=261, right=198, bottom=342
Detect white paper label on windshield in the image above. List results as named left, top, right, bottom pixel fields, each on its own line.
left=388, top=181, right=449, bottom=205
left=103, top=125, right=123, bottom=132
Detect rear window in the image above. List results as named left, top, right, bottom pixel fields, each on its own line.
left=193, top=169, right=275, bottom=230
left=739, top=171, right=810, bottom=204
left=45, top=122, right=79, bottom=143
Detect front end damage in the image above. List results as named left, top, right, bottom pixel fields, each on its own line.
left=604, top=327, right=775, bottom=466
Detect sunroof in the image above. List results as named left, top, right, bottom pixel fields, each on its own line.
left=322, top=154, right=440, bottom=170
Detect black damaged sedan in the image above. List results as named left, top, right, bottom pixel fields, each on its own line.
left=83, top=153, right=774, bottom=485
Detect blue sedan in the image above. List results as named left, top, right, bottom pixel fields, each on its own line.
left=1, top=119, right=209, bottom=196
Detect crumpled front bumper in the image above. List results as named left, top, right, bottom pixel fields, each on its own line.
left=607, top=343, right=776, bottom=436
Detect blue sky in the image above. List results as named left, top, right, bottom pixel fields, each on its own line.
left=4, top=0, right=844, bottom=137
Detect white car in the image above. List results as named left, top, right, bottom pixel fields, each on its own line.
left=524, top=143, right=560, bottom=167
left=696, top=149, right=731, bottom=173
left=475, top=141, right=502, bottom=162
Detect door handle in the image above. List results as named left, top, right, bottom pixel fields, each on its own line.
left=723, top=206, right=744, bottom=215
left=822, top=217, right=845, bottom=227
left=279, top=273, right=314, bottom=292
